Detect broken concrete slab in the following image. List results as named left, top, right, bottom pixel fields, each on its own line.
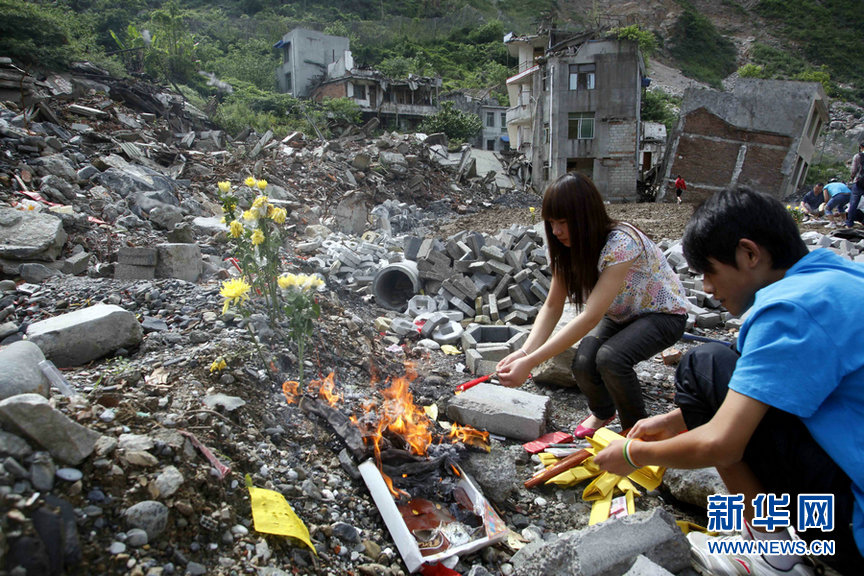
left=26, top=303, right=143, bottom=368
left=155, top=243, right=202, bottom=282
left=510, top=508, right=690, bottom=576
left=0, top=208, right=67, bottom=261
left=446, top=383, right=550, bottom=441
left=662, top=467, right=727, bottom=509
left=0, top=394, right=101, bottom=465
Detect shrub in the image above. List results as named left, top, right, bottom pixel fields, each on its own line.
left=668, top=2, right=737, bottom=87
left=419, top=101, right=483, bottom=143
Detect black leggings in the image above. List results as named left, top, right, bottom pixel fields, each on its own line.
left=675, top=343, right=861, bottom=574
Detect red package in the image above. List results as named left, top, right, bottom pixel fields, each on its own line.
left=521, top=431, right=574, bottom=454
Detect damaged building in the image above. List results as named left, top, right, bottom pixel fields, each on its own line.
left=275, top=28, right=442, bottom=132
left=504, top=29, right=647, bottom=201
left=660, top=79, right=829, bottom=202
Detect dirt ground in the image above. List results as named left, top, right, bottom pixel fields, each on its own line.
left=439, top=200, right=695, bottom=242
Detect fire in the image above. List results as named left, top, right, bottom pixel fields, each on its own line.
left=308, top=372, right=342, bottom=406
left=447, top=423, right=491, bottom=452
left=282, top=380, right=300, bottom=404
left=378, top=372, right=432, bottom=456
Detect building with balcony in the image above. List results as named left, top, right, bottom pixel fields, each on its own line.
left=504, top=30, right=645, bottom=201
left=660, top=79, right=829, bottom=202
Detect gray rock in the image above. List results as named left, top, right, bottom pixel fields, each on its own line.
left=0, top=394, right=101, bottom=465
left=662, top=467, right=727, bottom=509
left=153, top=465, right=184, bottom=498
left=19, top=262, right=60, bottom=283
left=29, top=451, right=55, bottom=490
left=0, top=208, right=67, bottom=261
left=26, top=304, right=143, bottom=367
left=0, top=430, right=33, bottom=459
left=96, top=161, right=177, bottom=199
left=460, top=448, right=517, bottom=504
left=622, top=554, right=676, bottom=575
left=124, top=500, right=169, bottom=540
left=148, top=205, right=185, bottom=230
left=34, top=153, right=77, bottom=180
left=202, top=393, right=246, bottom=412
left=510, top=509, right=690, bottom=576
left=39, top=174, right=78, bottom=201
left=0, top=340, right=49, bottom=400
left=126, top=528, right=149, bottom=547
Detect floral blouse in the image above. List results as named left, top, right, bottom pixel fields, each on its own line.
left=599, top=224, right=689, bottom=322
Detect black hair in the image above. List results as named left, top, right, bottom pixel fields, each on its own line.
left=542, top=172, right=616, bottom=306
left=682, top=187, right=808, bottom=274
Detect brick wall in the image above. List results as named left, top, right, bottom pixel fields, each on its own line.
left=669, top=108, right=793, bottom=200
left=312, top=81, right=348, bottom=101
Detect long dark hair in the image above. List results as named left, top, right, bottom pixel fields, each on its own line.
left=542, top=173, right=617, bottom=306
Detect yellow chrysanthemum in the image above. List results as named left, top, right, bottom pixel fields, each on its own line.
left=251, top=228, right=265, bottom=246
left=244, top=176, right=257, bottom=187
left=529, top=207, right=536, bottom=213
left=219, top=278, right=251, bottom=314
left=252, top=195, right=269, bottom=210
left=256, top=179, right=268, bottom=190
left=242, top=209, right=257, bottom=222
left=209, top=357, right=228, bottom=372
left=278, top=273, right=298, bottom=289
left=270, top=206, right=287, bottom=224
left=229, top=220, right=244, bottom=238
left=220, top=216, right=226, bottom=224
left=218, top=181, right=231, bottom=194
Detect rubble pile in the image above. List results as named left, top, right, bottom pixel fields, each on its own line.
left=2, top=58, right=864, bottom=576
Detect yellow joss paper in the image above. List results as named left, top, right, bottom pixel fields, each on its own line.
left=246, top=475, right=317, bottom=553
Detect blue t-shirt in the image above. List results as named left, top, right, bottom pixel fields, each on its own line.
left=729, top=249, right=864, bottom=555
left=823, top=182, right=851, bottom=197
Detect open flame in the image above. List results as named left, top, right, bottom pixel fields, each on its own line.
left=447, top=423, right=491, bottom=452
left=282, top=364, right=491, bottom=497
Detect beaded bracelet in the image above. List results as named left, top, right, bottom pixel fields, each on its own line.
left=519, top=348, right=528, bottom=357
left=623, top=439, right=639, bottom=469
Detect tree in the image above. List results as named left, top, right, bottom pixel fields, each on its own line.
left=419, top=101, right=482, bottom=143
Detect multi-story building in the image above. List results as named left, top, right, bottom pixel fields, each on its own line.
left=504, top=30, right=646, bottom=200
left=444, top=90, right=509, bottom=151
left=274, top=29, right=350, bottom=98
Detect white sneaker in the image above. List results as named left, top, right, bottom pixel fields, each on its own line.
left=687, top=531, right=815, bottom=576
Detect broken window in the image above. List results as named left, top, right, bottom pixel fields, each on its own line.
left=353, top=84, right=367, bottom=100
left=568, top=64, right=596, bottom=91
left=567, top=112, right=595, bottom=139
left=486, top=112, right=495, bottom=127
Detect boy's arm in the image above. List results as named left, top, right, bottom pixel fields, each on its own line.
left=594, top=391, right=769, bottom=475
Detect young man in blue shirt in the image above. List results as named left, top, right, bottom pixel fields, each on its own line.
left=595, top=187, right=863, bottom=576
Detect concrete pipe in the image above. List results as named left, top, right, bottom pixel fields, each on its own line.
left=372, top=260, right=420, bottom=311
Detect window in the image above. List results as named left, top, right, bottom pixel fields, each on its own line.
left=568, top=63, right=596, bottom=90
left=566, top=158, right=594, bottom=179
left=486, top=112, right=495, bottom=127
left=568, top=112, right=595, bottom=139
left=487, top=139, right=496, bottom=150
left=500, top=113, right=507, bottom=132
left=353, top=84, right=366, bottom=100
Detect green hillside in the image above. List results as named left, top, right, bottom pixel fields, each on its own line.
left=2, top=0, right=862, bottom=139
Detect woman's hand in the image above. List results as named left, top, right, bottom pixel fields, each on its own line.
left=626, top=409, right=685, bottom=441
left=496, top=354, right=532, bottom=388
left=593, top=439, right=635, bottom=476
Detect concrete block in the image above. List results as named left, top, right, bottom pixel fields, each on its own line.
left=487, top=260, right=514, bottom=276
left=449, top=296, right=474, bottom=317
left=464, top=348, right=483, bottom=373
left=479, top=245, right=506, bottom=262
left=114, top=263, right=155, bottom=281
left=406, top=294, right=437, bottom=317
left=505, top=249, right=526, bottom=269
left=419, top=311, right=449, bottom=338
left=488, top=294, right=499, bottom=321
left=529, top=280, right=549, bottom=301
left=465, top=233, right=485, bottom=258
left=695, top=312, right=722, bottom=329
left=508, top=283, right=530, bottom=305
left=431, top=320, right=463, bottom=345
left=622, top=555, right=675, bottom=576
left=446, top=383, right=550, bottom=441
left=117, top=246, right=157, bottom=266
left=62, top=251, right=91, bottom=275
left=156, top=243, right=202, bottom=282
left=389, top=317, right=417, bottom=336
left=493, top=274, right=513, bottom=299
